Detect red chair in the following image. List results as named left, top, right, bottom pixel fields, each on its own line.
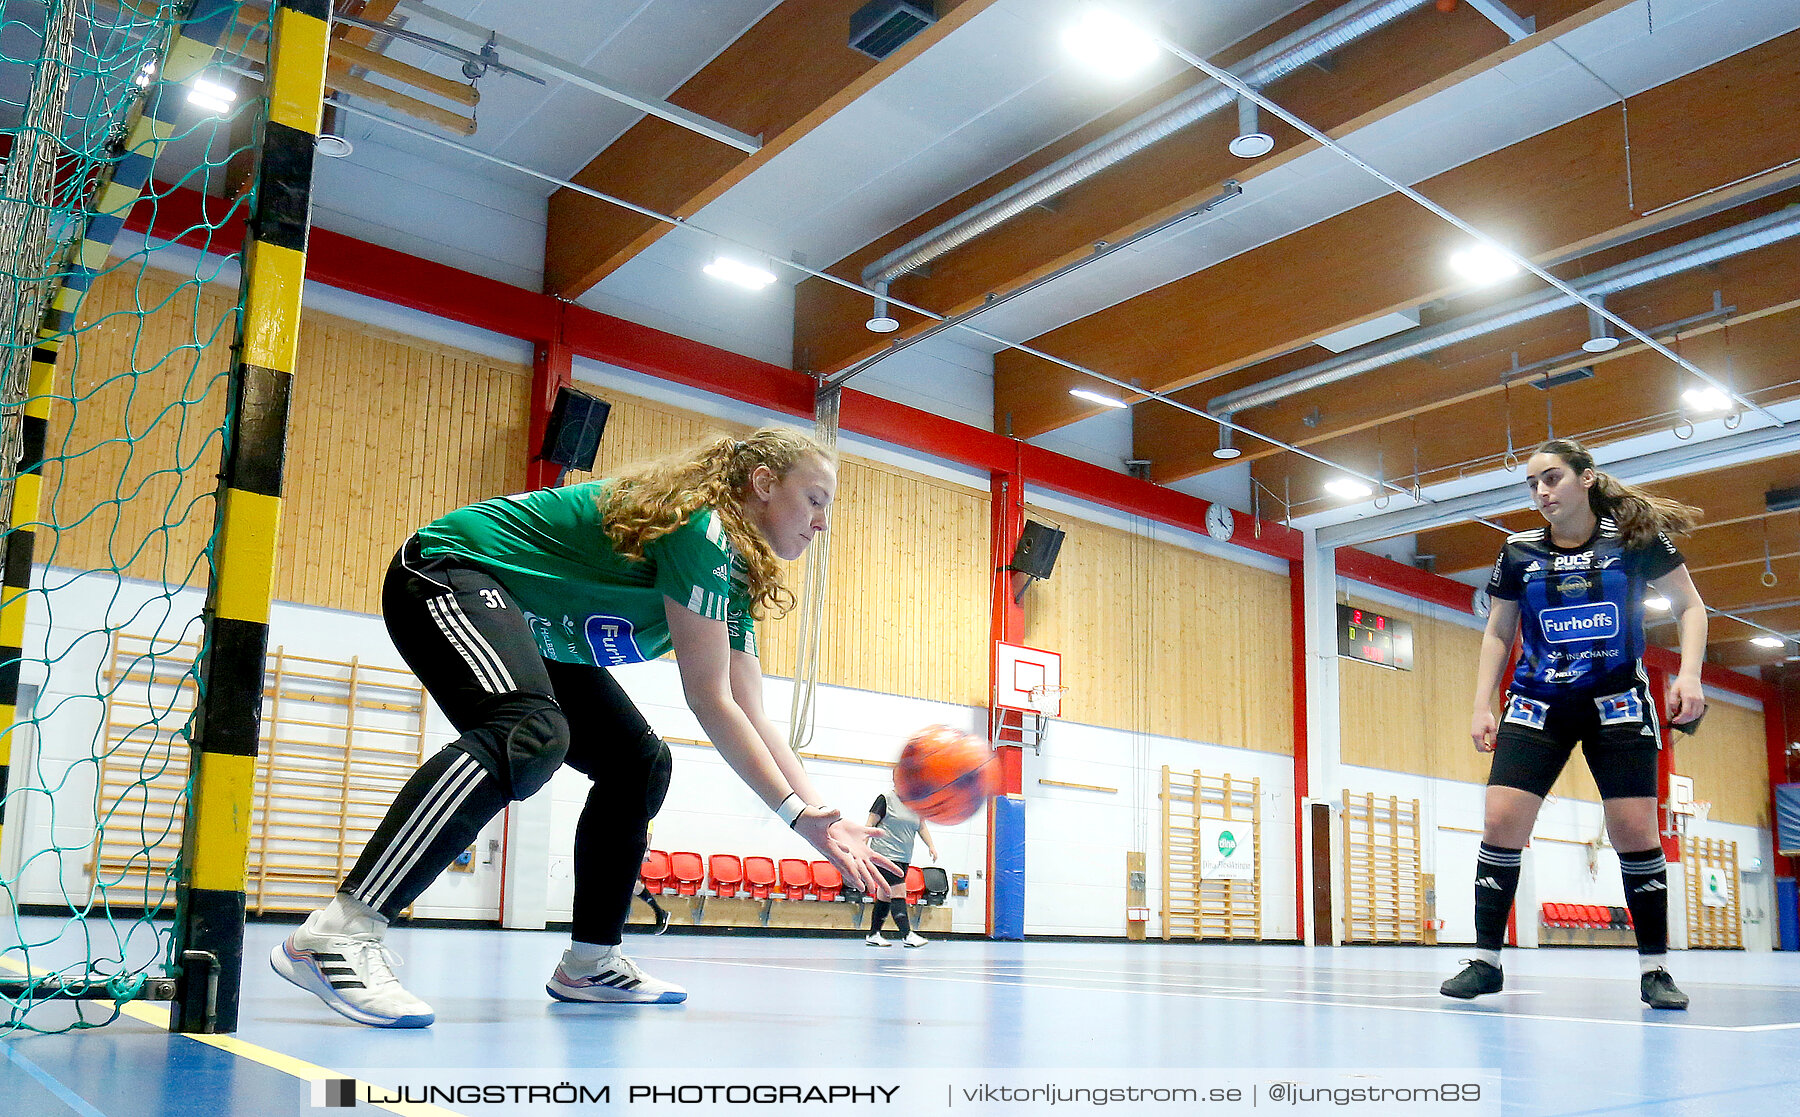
left=778, top=858, right=812, bottom=899
left=669, top=851, right=704, bottom=896
left=809, top=860, right=842, bottom=901
left=641, top=850, right=672, bottom=895
left=708, top=853, right=743, bottom=898
left=744, top=856, right=777, bottom=900
left=904, top=865, right=925, bottom=907
left=1539, top=902, right=1556, bottom=927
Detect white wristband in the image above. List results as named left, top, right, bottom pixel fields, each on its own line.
left=775, top=793, right=807, bottom=827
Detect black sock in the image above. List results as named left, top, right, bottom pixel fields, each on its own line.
left=1618, top=848, right=1669, bottom=956
left=870, top=899, right=889, bottom=933
left=891, top=903, right=912, bottom=936
left=1473, top=842, right=1524, bottom=955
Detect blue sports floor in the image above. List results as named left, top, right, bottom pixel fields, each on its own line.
left=3, top=916, right=1798, bottom=1116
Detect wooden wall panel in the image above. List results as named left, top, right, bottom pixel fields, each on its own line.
left=550, top=389, right=995, bottom=707
left=45, top=267, right=531, bottom=615
left=1336, top=600, right=1539, bottom=790
left=279, top=305, right=530, bottom=613
left=1674, top=700, right=1768, bottom=827
left=38, top=269, right=234, bottom=590
left=1024, top=518, right=1292, bottom=751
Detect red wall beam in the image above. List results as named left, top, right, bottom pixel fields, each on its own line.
left=128, top=185, right=1775, bottom=699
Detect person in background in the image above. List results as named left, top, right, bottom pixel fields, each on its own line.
left=1441, top=438, right=1706, bottom=1011
left=864, top=789, right=938, bottom=948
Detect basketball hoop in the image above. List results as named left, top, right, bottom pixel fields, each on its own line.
left=1027, top=683, right=1069, bottom=718
left=1689, top=800, right=1712, bottom=824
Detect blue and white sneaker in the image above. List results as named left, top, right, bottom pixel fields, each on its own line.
left=271, top=911, right=435, bottom=1028
left=546, top=946, right=686, bottom=1004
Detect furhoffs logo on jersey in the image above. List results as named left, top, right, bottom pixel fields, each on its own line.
left=1539, top=602, right=1618, bottom=643
left=585, top=614, right=648, bottom=666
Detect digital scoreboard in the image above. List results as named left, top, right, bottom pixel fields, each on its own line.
left=1337, top=604, right=1414, bottom=671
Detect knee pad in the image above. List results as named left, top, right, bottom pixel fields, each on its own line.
left=486, top=695, right=570, bottom=800
left=643, top=734, right=672, bottom=818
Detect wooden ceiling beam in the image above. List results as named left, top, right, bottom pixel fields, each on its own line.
left=1423, top=510, right=1800, bottom=578
left=542, top=0, right=995, bottom=300
left=1249, top=311, right=1800, bottom=528
left=793, top=0, right=1617, bottom=379
left=998, top=29, right=1800, bottom=438
left=1137, top=217, right=1800, bottom=482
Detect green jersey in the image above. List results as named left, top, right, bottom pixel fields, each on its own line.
left=415, top=481, right=757, bottom=667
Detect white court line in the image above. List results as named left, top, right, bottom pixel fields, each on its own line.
left=1285, top=989, right=1531, bottom=1000
left=663, top=955, right=1797, bottom=1033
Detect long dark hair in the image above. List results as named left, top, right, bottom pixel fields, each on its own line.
left=1533, top=438, right=1701, bottom=548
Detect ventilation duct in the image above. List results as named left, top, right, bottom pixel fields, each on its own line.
left=850, top=0, right=936, bottom=61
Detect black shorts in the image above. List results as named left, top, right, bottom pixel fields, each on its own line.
left=876, top=862, right=910, bottom=887
left=1487, top=679, right=1660, bottom=800
left=382, top=535, right=668, bottom=787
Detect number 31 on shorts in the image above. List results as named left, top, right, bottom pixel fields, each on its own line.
left=479, top=588, right=507, bottom=610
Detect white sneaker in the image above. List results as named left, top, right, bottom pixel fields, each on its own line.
left=270, top=911, right=434, bottom=1028
left=546, top=946, right=686, bottom=1004
left=865, top=932, right=893, bottom=947
left=901, top=931, right=928, bottom=948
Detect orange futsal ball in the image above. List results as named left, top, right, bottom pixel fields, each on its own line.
left=894, top=725, right=997, bottom=825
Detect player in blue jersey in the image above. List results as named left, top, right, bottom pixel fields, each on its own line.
left=1441, top=439, right=1706, bottom=1010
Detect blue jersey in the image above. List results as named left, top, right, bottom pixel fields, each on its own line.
left=1487, top=517, right=1683, bottom=699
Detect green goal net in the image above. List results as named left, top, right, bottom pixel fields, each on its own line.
left=0, top=0, right=279, bottom=1035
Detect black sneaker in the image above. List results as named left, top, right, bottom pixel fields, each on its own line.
left=650, top=904, right=671, bottom=936
left=1640, top=968, right=1689, bottom=1010
left=1440, top=959, right=1503, bottom=1000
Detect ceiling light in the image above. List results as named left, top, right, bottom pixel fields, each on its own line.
left=1681, top=386, right=1732, bottom=412
left=1751, top=635, right=1785, bottom=648
left=1324, top=477, right=1373, bottom=500
left=1448, top=244, right=1520, bottom=285
left=1070, top=388, right=1128, bottom=409
left=865, top=291, right=899, bottom=333
left=1582, top=306, right=1619, bottom=353
left=703, top=256, right=776, bottom=291
left=186, top=78, right=236, bottom=115
left=1644, top=595, right=1670, bottom=611
left=1212, top=425, right=1241, bottom=460
left=1228, top=96, right=1273, bottom=159
left=1062, top=7, right=1161, bottom=79
left=316, top=134, right=354, bottom=159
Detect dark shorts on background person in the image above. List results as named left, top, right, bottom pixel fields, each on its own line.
left=876, top=862, right=910, bottom=887
left=1488, top=678, right=1660, bottom=800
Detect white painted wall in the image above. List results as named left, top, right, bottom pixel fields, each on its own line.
left=1, top=569, right=500, bottom=923
left=4, top=561, right=1775, bottom=951
left=1344, top=761, right=1777, bottom=954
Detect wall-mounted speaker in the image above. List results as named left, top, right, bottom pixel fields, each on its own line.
left=539, top=386, right=611, bottom=472
left=1010, top=520, right=1064, bottom=581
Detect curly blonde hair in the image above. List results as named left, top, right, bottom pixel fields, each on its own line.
left=1533, top=438, right=1702, bottom=548
left=603, top=427, right=837, bottom=617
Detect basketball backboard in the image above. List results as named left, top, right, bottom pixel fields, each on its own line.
left=995, top=642, right=1061, bottom=717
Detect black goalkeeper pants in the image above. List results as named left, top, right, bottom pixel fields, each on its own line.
left=340, top=537, right=672, bottom=944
